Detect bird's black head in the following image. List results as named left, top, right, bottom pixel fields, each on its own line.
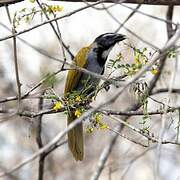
left=91, top=33, right=126, bottom=67
left=94, top=33, right=126, bottom=50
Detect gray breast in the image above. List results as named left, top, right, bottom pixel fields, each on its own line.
left=86, top=48, right=103, bottom=73
left=75, top=48, right=104, bottom=96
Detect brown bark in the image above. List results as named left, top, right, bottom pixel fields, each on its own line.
left=0, top=0, right=180, bottom=7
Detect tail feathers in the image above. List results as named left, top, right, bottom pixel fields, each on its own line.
left=67, top=113, right=84, bottom=161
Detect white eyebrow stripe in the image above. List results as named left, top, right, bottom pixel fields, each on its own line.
left=101, top=33, right=115, bottom=38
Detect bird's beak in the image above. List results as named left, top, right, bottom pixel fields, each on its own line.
left=115, top=34, right=126, bottom=42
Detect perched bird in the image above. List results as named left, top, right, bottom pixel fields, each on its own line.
left=64, top=33, right=126, bottom=161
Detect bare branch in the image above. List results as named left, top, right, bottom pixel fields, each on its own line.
left=108, top=127, right=148, bottom=147
left=101, top=106, right=179, bottom=116
left=58, top=0, right=180, bottom=5
left=36, top=0, right=74, bottom=60
left=5, top=5, right=21, bottom=108
left=108, top=115, right=180, bottom=146
left=1, top=0, right=180, bottom=7
left=36, top=92, right=45, bottom=180
left=91, top=125, right=123, bottom=180
left=155, top=5, right=176, bottom=178
left=2, top=101, right=177, bottom=119
left=115, top=4, right=141, bottom=33
left=0, top=0, right=23, bottom=7
left=121, top=4, right=177, bottom=26
left=120, top=146, right=156, bottom=180
left=152, top=88, right=180, bottom=95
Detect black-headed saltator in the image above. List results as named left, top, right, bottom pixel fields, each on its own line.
left=64, top=33, right=126, bottom=161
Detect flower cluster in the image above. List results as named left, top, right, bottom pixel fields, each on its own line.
left=86, top=113, right=109, bottom=133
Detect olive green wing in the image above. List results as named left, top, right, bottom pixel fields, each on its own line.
left=64, top=46, right=91, bottom=161
left=64, top=46, right=91, bottom=94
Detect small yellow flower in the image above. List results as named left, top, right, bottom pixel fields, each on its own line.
left=53, top=101, right=62, bottom=111
left=95, top=113, right=101, bottom=123
left=100, top=124, right=109, bottom=130
left=75, top=109, right=81, bottom=117
left=134, top=54, right=140, bottom=65
left=75, top=95, right=81, bottom=102
left=56, top=5, right=64, bottom=12
left=49, top=5, right=64, bottom=12
left=86, top=127, right=94, bottom=133
left=141, top=56, right=148, bottom=64
left=151, top=68, right=158, bottom=75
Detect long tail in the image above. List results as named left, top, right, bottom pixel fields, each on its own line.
left=67, top=113, right=84, bottom=161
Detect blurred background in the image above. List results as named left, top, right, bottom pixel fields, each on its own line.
left=0, top=0, right=180, bottom=179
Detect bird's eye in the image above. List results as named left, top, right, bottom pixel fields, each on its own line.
left=94, top=48, right=98, bottom=53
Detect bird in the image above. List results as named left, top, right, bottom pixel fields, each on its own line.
left=64, top=33, right=126, bottom=161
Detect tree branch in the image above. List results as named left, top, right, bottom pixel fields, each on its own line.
left=1, top=0, right=180, bottom=8
left=5, top=5, right=21, bottom=108
left=36, top=92, right=45, bottom=180
left=0, top=0, right=23, bottom=7
left=53, top=0, right=180, bottom=5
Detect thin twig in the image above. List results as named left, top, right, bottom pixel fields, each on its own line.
left=121, top=4, right=177, bottom=27
left=108, top=115, right=180, bottom=145
left=91, top=125, right=123, bottom=180
left=108, top=127, right=148, bottom=147
left=152, top=88, right=180, bottom=95
left=155, top=5, right=175, bottom=179
left=5, top=5, right=21, bottom=108
left=51, top=0, right=180, bottom=5
left=176, top=109, right=180, bottom=143
left=100, top=107, right=178, bottom=116
left=36, top=91, right=45, bottom=180
left=36, top=0, right=73, bottom=60
left=120, top=145, right=156, bottom=180
left=115, top=4, right=141, bottom=33
left=1, top=0, right=180, bottom=7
